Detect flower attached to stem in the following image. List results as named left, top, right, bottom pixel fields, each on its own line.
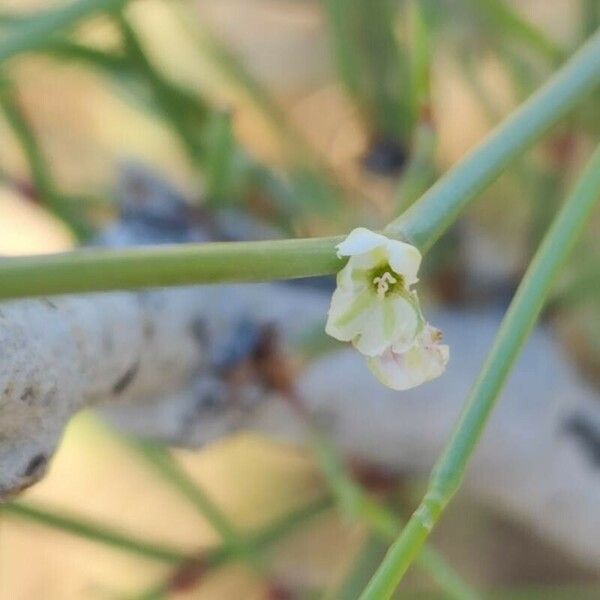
left=325, top=228, right=448, bottom=390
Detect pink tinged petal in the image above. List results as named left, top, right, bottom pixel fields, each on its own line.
left=335, top=227, right=389, bottom=257
left=367, top=326, right=449, bottom=390
left=385, top=240, right=422, bottom=286
left=367, top=348, right=415, bottom=390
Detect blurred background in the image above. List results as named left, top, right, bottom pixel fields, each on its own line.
left=0, top=0, right=599, bottom=598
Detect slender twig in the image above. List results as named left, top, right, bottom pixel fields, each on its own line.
left=408, top=0, right=432, bottom=121
left=330, top=534, right=388, bottom=600
left=2, top=495, right=332, bottom=599
left=323, top=0, right=412, bottom=141
left=467, top=0, right=564, bottom=64
left=0, top=30, right=597, bottom=300
left=0, top=236, right=344, bottom=299
left=128, top=496, right=333, bottom=600
left=115, top=13, right=204, bottom=166
left=312, top=432, right=480, bottom=600
left=0, top=501, right=189, bottom=563
left=0, top=0, right=132, bottom=64
left=385, top=29, right=600, bottom=250
left=0, top=80, right=91, bottom=238
left=127, top=440, right=249, bottom=559
left=358, top=143, right=600, bottom=599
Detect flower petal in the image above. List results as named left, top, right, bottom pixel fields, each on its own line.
left=325, top=286, right=373, bottom=342
left=386, top=295, right=420, bottom=352
left=352, top=301, right=390, bottom=356
left=386, top=239, right=422, bottom=285
left=367, top=325, right=449, bottom=390
left=336, top=227, right=388, bottom=257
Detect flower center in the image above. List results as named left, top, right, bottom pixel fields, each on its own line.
left=373, top=271, right=397, bottom=298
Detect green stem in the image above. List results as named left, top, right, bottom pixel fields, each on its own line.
left=2, top=495, right=331, bottom=600
left=0, top=501, right=188, bottom=563
left=0, top=31, right=597, bottom=300
left=115, top=13, right=204, bottom=166
left=312, top=433, right=479, bottom=600
left=0, top=236, right=343, bottom=300
left=130, top=496, right=333, bottom=600
left=358, top=143, right=600, bottom=600
left=128, top=441, right=251, bottom=562
left=468, top=0, right=564, bottom=64
left=385, top=28, right=600, bottom=251
left=331, top=535, right=388, bottom=600
left=0, top=80, right=90, bottom=238
left=0, top=0, right=131, bottom=65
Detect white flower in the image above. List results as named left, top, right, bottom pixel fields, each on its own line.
left=367, top=325, right=449, bottom=390
left=325, top=227, right=449, bottom=390
left=325, top=227, right=423, bottom=356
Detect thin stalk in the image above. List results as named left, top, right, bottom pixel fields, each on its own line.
left=0, top=0, right=131, bottom=64
left=312, top=433, right=479, bottom=600
left=580, top=0, right=600, bottom=42
left=386, top=29, right=600, bottom=251
left=0, top=31, right=597, bottom=300
left=0, top=236, right=344, bottom=300
left=168, top=0, right=355, bottom=221
left=359, top=144, right=600, bottom=600
left=0, top=501, right=189, bottom=563
left=129, top=496, right=333, bottom=600
left=115, top=13, right=204, bottom=166
left=0, top=84, right=56, bottom=203
left=468, top=0, right=563, bottom=64
left=0, top=81, right=90, bottom=238
left=331, top=535, right=388, bottom=600
left=4, top=495, right=331, bottom=600
left=128, top=441, right=250, bottom=562
left=408, top=0, right=432, bottom=120
left=394, top=120, right=437, bottom=213
left=323, top=0, right=412, bottom=141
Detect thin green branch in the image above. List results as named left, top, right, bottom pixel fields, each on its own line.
left=168, top=0, right=345, bottom=217
left=580, top=0, right=600, bottom=42
left=115, top=13, right=204, bottom=166
left=468, top=0, right=564, bottom=64
left=2, top=495, right=332, bottom=600
left=358, top=143, right=600, bottom=600
left=0, top=31, right=598, bottom=299
left=394, top=120, right=437, bottom=213
left=0, top=0, right=131, bottom=65
left=312, top=433, right=479, bottom=600
left=129, top=495, right=333, bottom=600
left=0, top=83, right=56, bottom=204
left=127, top=441, right=252, bottom=563
left=0, top=79, right=90, bottom=238
left=408, top=0, right=432, bottom=120
left=331, top=534, right=388, bottom=600
left=323, top=0, right=412, bottom=141
left=386, top=28, right=600, bottom=250
left=0, top=236, right=344, bottom=300
left=0, top=501, right=189, bottom=563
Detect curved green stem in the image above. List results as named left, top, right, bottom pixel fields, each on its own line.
left=0, top=501, right=188, bottom=563
left=0, top=80, right=90, bottom=238
left=128, top=441, right=254, bottom=567
left=312, top=432, right=480, bottom=600
left=0, top=31, right=598, bottom=300
left=358, top=143, right=600, bottom=600
left=0, top=0, right=131, bottom=65
left=385, top=28, right=600, bottom=250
